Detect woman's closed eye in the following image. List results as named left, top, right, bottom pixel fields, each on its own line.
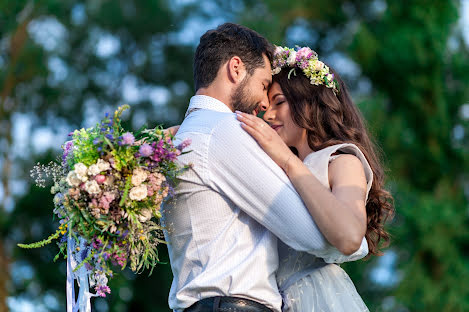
left=275, top=100, right=285, bottom=106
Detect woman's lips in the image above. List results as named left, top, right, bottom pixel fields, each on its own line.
left=271, top=125, right=282, bottom=131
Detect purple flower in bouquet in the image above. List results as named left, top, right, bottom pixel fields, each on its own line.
left=112, top=252, right=126, bottom=268
left=166, top=151, right=177, bottom=161
left=92, top=238, right=103, bottom=249
left=139, top=143, right=153, bottom=157
left=96, top=285, right=111, bottom=297
left=119, top=132, right=135, bottom=146
left=150, top=140, right=170, bottom=162
left=62, top=141, right=73, bottom=165
left=177, top=138, right=192, bottom=151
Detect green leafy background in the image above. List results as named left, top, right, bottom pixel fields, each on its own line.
left=1, top=0, right=468, bottom=311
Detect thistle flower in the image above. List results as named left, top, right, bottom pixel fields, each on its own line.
left=120, top=132, right=135, bottom=145
left=139, top=144, right=153, bottom=157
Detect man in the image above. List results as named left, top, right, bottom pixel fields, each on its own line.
left=162, top=23, right=365, bottom=312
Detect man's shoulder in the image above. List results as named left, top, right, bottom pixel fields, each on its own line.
left=209, top=113, right=256, bottom=145
left=180, top=110, right=235, bottom=133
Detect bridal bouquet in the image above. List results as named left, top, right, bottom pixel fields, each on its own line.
left=19, top=105, right=191, bottom=310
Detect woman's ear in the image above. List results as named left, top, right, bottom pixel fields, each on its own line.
left=227, top=56, right=247, bottom=83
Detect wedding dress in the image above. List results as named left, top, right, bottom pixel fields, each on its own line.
left=276, top=143, right=371, bottom=312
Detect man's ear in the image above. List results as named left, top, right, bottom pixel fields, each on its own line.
left=227, top=56, right=247, bottom=83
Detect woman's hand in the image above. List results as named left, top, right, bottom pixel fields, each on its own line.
left=164, top=125, right=180, bottom=136
left=236, top=111, right=295, bottom=171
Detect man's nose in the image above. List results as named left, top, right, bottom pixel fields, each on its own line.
left=258, top=95, right=269, bottom=112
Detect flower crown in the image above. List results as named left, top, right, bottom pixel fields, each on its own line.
left=271, top=46, right=339, bottom=94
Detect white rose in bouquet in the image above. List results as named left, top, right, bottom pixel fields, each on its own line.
left=66, top=171, right=82, bottom=187
left=131, top=168, right=148, bottom=186
left=85, top=180, right=101, bottom=195
left=74, top=163, right=88, bottom=181
left=129, top=185, right=148, bottom=201
left=138, top=208, right=153, bottom=222
left=97, top=159, right=111, bottom=172
left=88, top=164, right=101, bottom=176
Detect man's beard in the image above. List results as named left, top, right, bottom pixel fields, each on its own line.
left=231, top=76, right=258, bottom=113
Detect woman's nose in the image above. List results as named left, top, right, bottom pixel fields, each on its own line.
left=263, top=106, right=274, bottom=122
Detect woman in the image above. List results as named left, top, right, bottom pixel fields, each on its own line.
left=235, top=46, right=394, bottom=311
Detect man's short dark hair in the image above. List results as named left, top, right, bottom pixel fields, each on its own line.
left=193, top=23, right=274, bottom=91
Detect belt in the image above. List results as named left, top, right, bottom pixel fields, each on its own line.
left=185, top=296, right=274, bottom=312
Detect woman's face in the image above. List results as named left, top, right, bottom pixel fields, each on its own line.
left=264, top=82, right=305, bottom=147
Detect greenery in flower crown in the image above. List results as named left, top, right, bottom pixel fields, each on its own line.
left=20, top=105, right=192, bottom=298
left=271, top=46, right=340, bottom=94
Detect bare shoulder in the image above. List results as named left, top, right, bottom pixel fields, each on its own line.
left=328, top=154, right=366, bottom=187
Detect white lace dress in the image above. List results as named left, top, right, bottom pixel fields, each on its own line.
left=277, top=143, right=372, bottom=312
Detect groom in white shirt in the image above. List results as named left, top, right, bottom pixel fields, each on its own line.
left=162, top=23, right=365, bottom=312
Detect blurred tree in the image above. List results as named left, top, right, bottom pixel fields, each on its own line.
left=2, top=0, right=469, bottom=311
left=348, top=1, right=469, bottom=311
left=239, top=0, right=469, bottom=311
left=1, top=0, right=203, bottom=311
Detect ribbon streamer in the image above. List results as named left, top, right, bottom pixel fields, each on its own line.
left=66, top=235, right=96, bottom=312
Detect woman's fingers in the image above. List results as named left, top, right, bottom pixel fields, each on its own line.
left=236, top=111, right=294, bottom=170
left=236, top=111, right=270, bottom=137
left=236, top=112, right=268, bottom=144
left=239, top=121, right=262, bottom=142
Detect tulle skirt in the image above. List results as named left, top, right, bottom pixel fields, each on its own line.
left=280, top=263, right=369, bottom=312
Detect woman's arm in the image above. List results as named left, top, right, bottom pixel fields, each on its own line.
left=237, top=111, right=367, bottom=255
left=286, top=155, right=367, bottom=255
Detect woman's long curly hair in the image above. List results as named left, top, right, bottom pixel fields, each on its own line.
left=272, top=67, right=394, bottom=256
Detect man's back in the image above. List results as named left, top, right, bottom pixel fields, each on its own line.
left=163, top=96, right=281, bottom=311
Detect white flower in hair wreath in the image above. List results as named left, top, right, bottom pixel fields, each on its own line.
left=271, top=46, right=340, bottom=95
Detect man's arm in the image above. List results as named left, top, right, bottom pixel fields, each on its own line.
left=207, top=115, right=329, bottom=253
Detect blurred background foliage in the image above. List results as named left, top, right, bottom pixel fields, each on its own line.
left=0, top=0, right=468, bottom=311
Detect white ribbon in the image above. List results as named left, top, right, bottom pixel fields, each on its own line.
left=66, top=235, right=96, bottom=312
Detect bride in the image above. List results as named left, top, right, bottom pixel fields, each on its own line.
left=236, top=46, right=394, bottom=311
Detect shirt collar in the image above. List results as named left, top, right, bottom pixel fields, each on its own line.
left=186, top=95, right=233, bottom=116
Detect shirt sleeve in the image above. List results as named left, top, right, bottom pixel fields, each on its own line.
left=206, top=114, right=329, bottom=254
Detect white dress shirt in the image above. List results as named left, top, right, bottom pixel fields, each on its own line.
left=162, top=95, right=368, bottom=312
